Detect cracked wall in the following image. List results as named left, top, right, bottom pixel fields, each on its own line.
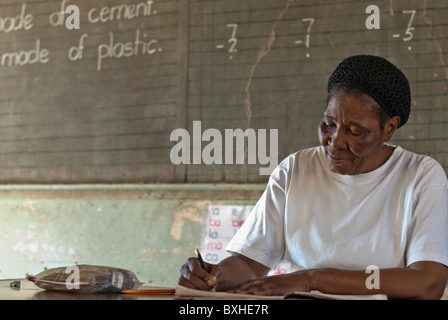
left=0, top=184, right=262, bottom=287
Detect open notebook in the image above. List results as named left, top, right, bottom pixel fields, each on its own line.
left=174, top=285, right=387, bottom=300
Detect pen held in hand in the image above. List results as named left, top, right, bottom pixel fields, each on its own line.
left=195, top=248, right=215, bottom=291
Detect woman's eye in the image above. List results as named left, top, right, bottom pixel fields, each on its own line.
left=350, top=130, right=362, bottom=136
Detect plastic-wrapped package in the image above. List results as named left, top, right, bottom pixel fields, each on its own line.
left=28, top=264, right=143, bottom=293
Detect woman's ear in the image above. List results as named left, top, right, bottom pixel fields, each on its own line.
left=383, top=116, right=400, bottom=142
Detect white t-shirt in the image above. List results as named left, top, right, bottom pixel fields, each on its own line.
left=226, top=145, right=448, bottom=271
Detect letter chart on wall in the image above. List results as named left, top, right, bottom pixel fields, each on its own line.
left=201, top=205, right=291, bottom=275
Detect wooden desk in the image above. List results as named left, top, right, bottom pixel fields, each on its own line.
left=2, top=278, right=448, bottom=300
left=0, top=279, right=174, bottom=300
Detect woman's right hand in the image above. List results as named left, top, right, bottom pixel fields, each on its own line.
left=178, top=257, right=223, bottom=291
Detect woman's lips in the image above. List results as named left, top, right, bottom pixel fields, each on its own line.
left=328, top=154, right=351, bottom=165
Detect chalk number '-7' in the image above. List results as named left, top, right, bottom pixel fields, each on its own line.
left=294, top=18, right=314, bottom=58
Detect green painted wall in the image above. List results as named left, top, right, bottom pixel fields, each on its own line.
left=0, top=184, right=263, bottom=287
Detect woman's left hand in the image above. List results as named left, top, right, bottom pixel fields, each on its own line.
left=227, top=270, right=313, bottom=296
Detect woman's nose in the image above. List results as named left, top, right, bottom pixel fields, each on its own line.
left=329, top=128, right=348, bottom=149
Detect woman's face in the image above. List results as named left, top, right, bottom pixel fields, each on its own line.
left=318, top=90, right=397, bottom=175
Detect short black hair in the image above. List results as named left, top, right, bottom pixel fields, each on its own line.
left=328, top=55, right=411, bottom=128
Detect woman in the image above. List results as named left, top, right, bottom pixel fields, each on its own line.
left=178, top=55, right=448, bottom=299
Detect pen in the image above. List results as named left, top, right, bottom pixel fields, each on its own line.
left=195, top=248, right=215, bottom=291
left=121, top=289, right=175, bottom=295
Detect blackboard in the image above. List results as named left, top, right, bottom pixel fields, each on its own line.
left=0, top=0, right=447, bottom=183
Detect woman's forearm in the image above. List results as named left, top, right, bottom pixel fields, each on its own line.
left=311, top=262, right=447, bottom=299
left=224, top=260, right=447, bottom=299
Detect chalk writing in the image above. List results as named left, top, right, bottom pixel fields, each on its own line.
left=402, top=10, right=416, bottom=42
left=97, top=29, right=162, bottom=71
left=87, top=1, right=155, bottom=24
left=0, top=1, right=161, bottom=71
left=0, top=39, right=49, bottom=67
left=0, top=0, right=424, bottom=77
left=68, top=34, right=88, bottom=61
left=0, top=3, right=33, bottom=33
left=294, top=18, right=314, bottom=58
left=216, top=23, right=238, bottom=60
left=391, top=9, right=416, bottom=51
left=226, top=23, right=238, bottom=60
